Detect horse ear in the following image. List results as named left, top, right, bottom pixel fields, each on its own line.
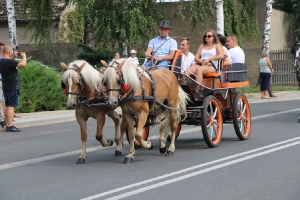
left=100, top=60, right=108, bottom=68
left=116, top=60, right=126, bottom=71
left=60, top=62, right=68, bottom=71
left=75, top=63, right=86, bottom=73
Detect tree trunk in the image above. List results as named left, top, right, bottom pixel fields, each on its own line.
left=262, top=0, right=273, bottom=54
left=215, top=0, right=224, bottom=35
left=122, top=31, right=128, bottom=58
left=83, top=20, right=92, bottom=46
left=6, top=0, right=18, bottom=51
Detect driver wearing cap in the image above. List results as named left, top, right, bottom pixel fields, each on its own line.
left=143, top=20, right=177, bottom=69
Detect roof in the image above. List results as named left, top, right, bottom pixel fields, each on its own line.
left=0, top=0, right=66, bottom=22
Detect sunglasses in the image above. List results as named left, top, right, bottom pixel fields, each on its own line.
left=204, top=35, right=213, bottom=38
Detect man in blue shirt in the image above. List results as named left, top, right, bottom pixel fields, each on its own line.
left=144, top=20, right=177, bottom=69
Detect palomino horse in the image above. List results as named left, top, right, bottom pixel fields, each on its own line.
left=101, top=59, right=189, bottom=163
left=61, top=60, right=122, bottom=164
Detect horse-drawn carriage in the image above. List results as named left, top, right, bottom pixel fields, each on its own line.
left=61, top=51, right=251, bottom=164
left=127, top=50, right=251, bottom=149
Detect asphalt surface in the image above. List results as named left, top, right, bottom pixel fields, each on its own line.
left=1, top=90, right=300, bottom=200
left=11, top=90, right=300, bottom=129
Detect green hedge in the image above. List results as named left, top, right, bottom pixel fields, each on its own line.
left=16, top=60, right=66, bottom=113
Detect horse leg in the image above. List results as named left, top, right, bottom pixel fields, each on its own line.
left=95, top=112, right=113, bottom=147
left=158, top=125, right=167, bottom=154
left=135, top=111, right=153, bottom=149
left=166, top=110, right=178, bottom=156
left=115, top=118, right=126, bottom=157
left=123, top=114, right=135, bottom=164
left=76, top=114, right=88, bottom=164
left=106, top=110, right=122, bottom=156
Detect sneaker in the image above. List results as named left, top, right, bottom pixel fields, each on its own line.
left=0, top=120, right=6, bottom=128
left=270, top=95, right=277, bottom=98
left=5, top=126, right=21, bottom=132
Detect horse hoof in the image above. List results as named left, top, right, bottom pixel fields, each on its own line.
left=123, top=157, right=134, bottom=164
left=149, top=143, right=154, bottom=150
left=115, top=150, right=122, bottom=157
left=108, top=139, right=113, bottom=146
left=159, top=147, right=167, bottom=154
left=76, top=158, right=85, bottom=164
left=166, top=151, right=174, bottom=157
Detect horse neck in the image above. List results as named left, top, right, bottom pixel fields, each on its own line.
left=81, top=80, right=102, bottom=99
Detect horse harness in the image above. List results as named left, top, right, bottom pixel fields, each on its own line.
left=106, top=61, right=182, bottom=111
left=62, top=64, right=110, bottom=108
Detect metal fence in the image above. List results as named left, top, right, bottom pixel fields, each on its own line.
left=269, top=48, right=297, bottom=85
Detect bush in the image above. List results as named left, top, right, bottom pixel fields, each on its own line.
left=16, top=60, right=66, bottom=113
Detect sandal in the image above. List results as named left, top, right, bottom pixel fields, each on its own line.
left=14, top=114, right=21, bottom=118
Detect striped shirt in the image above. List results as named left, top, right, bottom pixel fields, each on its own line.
left=259, top=57, right=271, bottom=73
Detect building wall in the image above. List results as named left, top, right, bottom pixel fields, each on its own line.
left=0, top=23, right=58, bottom=45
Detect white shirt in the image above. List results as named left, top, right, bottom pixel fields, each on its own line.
left=127, top=56, right=139, bottom=66
left=181, top=52, right=195, bottom=71
left=222, top=46, right=232, bottom=64
left=228, top=46, right=245, bottom=64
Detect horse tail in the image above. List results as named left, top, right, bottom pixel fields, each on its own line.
left=155, top=86, right=190, bottom=140
left=177, top=86, right=190, bottom=122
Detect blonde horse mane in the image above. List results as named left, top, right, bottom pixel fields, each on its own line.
left=103, top=58, right=151, bottom=91
left=63, top=60, right=102, bottom=91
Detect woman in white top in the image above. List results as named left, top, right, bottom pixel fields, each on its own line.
left=186, top=29, right=223, bottom=84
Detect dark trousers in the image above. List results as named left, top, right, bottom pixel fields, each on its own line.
left=260, top=73, right=271, bottom=91
left=257, top=74, right=274, bottom=96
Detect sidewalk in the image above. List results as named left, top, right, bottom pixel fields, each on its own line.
left=11, top=91, right=300, bottom=128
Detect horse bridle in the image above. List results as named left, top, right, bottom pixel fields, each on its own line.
left=103, top=61, right=126, bottom=94
left=61, top=65, right=86, bottom=100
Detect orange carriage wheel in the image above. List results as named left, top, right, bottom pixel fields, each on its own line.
left=201, top=95, right=223, bottom=148
left=232, top=92, right=251, bottom=140
left=126, top=117, right=150, bottom=149
left=167, top=124, right=181, bottom=142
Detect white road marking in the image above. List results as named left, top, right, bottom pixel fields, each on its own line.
left=82, top=140, right=300, bottom=200
left=0, top=108, right=299, bottom=171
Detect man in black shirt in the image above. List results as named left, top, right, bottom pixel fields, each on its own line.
left=0, top=45, right=26, bottom=132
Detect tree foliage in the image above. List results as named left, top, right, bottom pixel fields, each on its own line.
left=274, top=0, right=300, bottom=36
left=20, top=0, right=165, bottom=49
left=20, top=0, right=260, bottom=47
left=56, top=6, right=85, bottom=43
left=176, top=0, right=260, bottom=46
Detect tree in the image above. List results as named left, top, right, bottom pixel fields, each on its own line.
left=6, top=0, right=18, bottom=51
left=262, top=0, right=274, bottom=54
left=177, top=0, right=260, bottom=46
left=215, top=0, right=224, bottom=35
left=20, top=0, right=165, bottom=51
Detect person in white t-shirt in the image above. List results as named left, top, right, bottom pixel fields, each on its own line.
left=127, top=50, right=139, bottom=66
left=179, top=38, right=195, bottom=71
left=226, top=34, right=245, bottom=64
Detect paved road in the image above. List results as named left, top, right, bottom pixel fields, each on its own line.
left=1, top=98, right=300, bottom=200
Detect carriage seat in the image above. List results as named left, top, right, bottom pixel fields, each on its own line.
left=170, top=50, right=182, bottom=73
left=203, top=56, right=226, bottom=78
left=203, top=72, right=222, bottom=77
left=223, top=63, right=248, bottom=82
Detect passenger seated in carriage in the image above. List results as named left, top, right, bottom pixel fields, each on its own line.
left=179, top=37, right=195, bottom=71
left=143, top=20, right=177, bottom=69
left=185, top=29, right=223, bottom=84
